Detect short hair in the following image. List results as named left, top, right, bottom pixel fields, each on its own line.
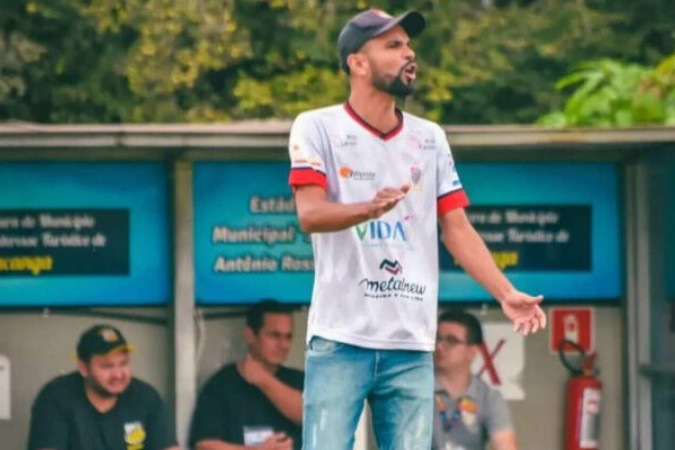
left=246, top=299, right=293, bottom=334
left=438, top=309, right=484, bottom=345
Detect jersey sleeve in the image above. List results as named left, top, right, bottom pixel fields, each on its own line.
left=27, top=383, right=69, bottom=450
left=435, top=126, right=469, bottom=215
left=189, top=376, right=231, bottom=445
left=288, top=112, right=328, bottom=191
left=484, top=388, right=514, bottom=436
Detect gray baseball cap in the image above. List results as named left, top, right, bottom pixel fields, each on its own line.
left=338, top=8, right=426, bottom=74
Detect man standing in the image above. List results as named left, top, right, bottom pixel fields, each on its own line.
left=27, top=324, right=178, bottom=450
left=189, top=299, right=304, bottom=450
left=433, top=310, right=517, bottom=450
left=288, top=7, right=546, bottom=450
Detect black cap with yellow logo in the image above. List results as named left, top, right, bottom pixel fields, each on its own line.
left=76, top=324, right=134, bottom=361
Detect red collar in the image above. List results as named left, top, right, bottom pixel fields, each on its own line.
left=343, top=102, right=403, bottom=140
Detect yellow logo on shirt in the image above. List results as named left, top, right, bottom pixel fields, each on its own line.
left=124, top=421, right=146, bottom=449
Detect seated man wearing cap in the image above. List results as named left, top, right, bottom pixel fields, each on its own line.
left=27, top=324, right=179, bottom=450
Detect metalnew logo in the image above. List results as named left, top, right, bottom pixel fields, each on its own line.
left=358, top=259, right=427, bottom=302
left=379, top=259, right=403, bottom=275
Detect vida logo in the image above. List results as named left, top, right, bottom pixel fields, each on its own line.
left=355, top=220, right=409, bottom=241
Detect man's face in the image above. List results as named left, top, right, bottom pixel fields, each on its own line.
left=434, top=322, right=478, bottom=372
left=359, top=25, right=417, bottom=97
left=246, top=313, right=293, bottom=367
left=78, top=350, right=132, bottom=397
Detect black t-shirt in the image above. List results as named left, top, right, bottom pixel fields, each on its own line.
left=189, top=363, right=304, bottom=450
left=27, top=372, right=176, bottom=450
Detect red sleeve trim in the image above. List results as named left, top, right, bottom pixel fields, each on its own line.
left=289, top=168, right=327, bottom=191
left=438, top=189, right=470, bottom=216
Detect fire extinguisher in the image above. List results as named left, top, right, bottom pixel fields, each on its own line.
left=559, top=339, right=602, bottom=450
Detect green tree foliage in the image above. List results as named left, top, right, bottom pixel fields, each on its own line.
left=538, top=54, right=675, bottom=126
left=1, top=0, right=674, bottom=124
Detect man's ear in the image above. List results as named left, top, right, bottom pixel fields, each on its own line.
left=467, top=344, right=480, bottom=362
left=347, top=53, right=368, bottom=76
left=76, top=360, right=88, bottom=377
left=244, top=326, right=255, bottom=346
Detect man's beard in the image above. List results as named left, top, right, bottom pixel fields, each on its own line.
left=372, top=67, right=415, bottom=98
left=86, top=377, right=121, bottom=398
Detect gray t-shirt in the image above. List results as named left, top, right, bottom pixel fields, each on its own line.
left=432, top=375, right=513, bottom=450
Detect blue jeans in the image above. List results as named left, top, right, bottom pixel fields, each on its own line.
left=302, top=336, right=434, bottom=450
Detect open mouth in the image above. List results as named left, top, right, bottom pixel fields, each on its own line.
left=403, top=63, right=417, bottom=82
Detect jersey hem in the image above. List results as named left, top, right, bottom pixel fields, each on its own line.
left=307, top=329, right=434, bottom=352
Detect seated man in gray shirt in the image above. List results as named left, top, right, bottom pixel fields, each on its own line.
left=432, top=310, right=517, bottom=450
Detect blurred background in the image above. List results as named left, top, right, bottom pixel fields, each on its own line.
left=1, top=0, right=674, bottom=126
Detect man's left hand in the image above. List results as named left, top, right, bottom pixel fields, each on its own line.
left=499, top=291, right=546, bottom=336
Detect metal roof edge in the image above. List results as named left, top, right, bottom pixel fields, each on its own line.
left=1, top=122, right=675, bottom=149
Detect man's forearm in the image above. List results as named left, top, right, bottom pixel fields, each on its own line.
left=195, top=439, right=253, bottom=450
left=296, top=198, right=372, bottom=233
left=491, top=430, right=518, bottom=450
left=442, top=213, right=514, bottom=302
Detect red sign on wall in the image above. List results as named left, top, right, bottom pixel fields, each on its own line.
left=549, top=307, right=594, bottom=354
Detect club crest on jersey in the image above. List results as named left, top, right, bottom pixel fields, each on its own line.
left=124, top=421, right=146, bottom=449
left=409, top=165, right=424, bottom=191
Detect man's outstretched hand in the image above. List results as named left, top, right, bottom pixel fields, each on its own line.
left=499, top=291, right=546, bottom=336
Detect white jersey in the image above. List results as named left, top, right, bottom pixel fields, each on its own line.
left=288, top=103, right=469, bottom=351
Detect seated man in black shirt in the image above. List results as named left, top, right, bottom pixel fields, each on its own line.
left=190, top=299, right=304, bottom=450
left=27, top=324, right=178, bottom=450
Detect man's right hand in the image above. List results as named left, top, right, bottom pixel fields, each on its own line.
left=259, top=433, right=293, bottom=450
left=367, top=185, right=410, bottom=218
left=238, top=354, right=272, bottom=387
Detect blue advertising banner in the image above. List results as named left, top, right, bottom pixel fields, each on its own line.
left=195, top=162, right=313, bottom=304
left=0, top=163, right=169, bottom=306
left=440, top=163, right=621, bottom=301
left=195, top=162, right=621, bottom=304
